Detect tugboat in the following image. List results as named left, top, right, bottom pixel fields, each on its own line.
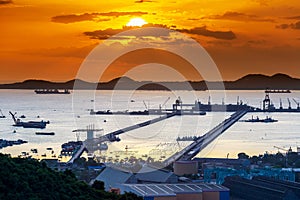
left=9, top=111, right=49, bottom=129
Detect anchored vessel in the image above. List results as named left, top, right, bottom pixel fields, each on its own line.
left=241, top=116, right=278, bottom=123
left=265, top=89, right=291, bottom=93
left=9, top=111, right=49, bottom=129
left=34, top=89, right=70, bottom=94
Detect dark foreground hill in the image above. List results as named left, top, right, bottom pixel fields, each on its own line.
left=0, top=73, right=299, bottom=90
left=0, top=154, right=141, bottom=200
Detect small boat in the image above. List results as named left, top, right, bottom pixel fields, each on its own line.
left=176, top=136, right=197, bottom=141
left=263, top=116, right=278, bottom=123
left=31, top=149, right=38, bottom=153
left=36, top=132, right=55, bottom=135
left=199, top=111, right=206, bottom=115
left=34, top=89, right=70, bottom=94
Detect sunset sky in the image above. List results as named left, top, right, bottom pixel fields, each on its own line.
left=0, top=0, right=300, bottom=83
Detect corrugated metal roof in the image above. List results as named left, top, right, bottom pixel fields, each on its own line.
left=135, top=165, right=178, bottom=183
left=121, top=183, right=229, bottom=197
left=94, top=167, right=136, bottom=190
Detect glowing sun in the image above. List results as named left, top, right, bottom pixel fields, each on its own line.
left=126, top=17, right=147, bottom=27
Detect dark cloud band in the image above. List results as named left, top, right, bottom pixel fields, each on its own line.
left=51, top=11, right=148, bottom=24
left=84, top=24, right=236, bottom=40
left=0, top=0, right=12, bottom=5
left=276, top=21, right=300, bottom=30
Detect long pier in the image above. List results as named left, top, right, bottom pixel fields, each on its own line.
left=67, top=113, right=177, bottom=163
left=163, top=110, right=248, bottom=166
left=108, top=112, right=177, bottom=136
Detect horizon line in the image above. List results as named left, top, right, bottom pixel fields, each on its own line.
left=0, top=72, right=298, bottom=85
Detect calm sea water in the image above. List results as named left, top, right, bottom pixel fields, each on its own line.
left=0, top=89, right=300, bottom=161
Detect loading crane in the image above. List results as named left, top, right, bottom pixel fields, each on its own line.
left=274, top=146, right=291, bottom=153
left=293, top=98, right=300, bottom=110
left=274, top=146, right=292, bottom=167
left=159, top=97, right=170, bottom=110
left=143, top=100, right=148, bottom=110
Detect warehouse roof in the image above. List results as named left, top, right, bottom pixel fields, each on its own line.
left=120, top=183, right=228, bottom=197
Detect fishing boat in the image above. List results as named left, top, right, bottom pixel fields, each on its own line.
left=34, top=89, right=70, bottom=94
left=9, top=111, right=49, bottom=129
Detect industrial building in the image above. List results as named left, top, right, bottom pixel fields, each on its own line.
left=119, top=183, right=229, bottom=200
left=223, top=176, right=300, bottom=200
left=92, top=167, right=137, bottom=190
left=136, top=165, right=178, bottom=183
left=93, top=165, right=178, bottom=190
left=173, top=160, right=198, bottom=176
left=193, top=158, right=250, bottom=170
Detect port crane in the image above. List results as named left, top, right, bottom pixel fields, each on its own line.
left=159, top=97, right=170, bottom=110
left=273, top=146, right=292, bottom=153
left=72, top=124, right=103, bottom=141
left=293, top=98, right=300, bottom=110
left=273, top=146, right=292, bottom=167
left=143, top=100, right=148, bottom=110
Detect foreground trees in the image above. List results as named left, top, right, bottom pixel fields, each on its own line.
left=0, top=154, right=142, bottom=200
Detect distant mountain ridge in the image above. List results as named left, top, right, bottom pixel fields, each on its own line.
left=0, top=73, right=299, bottom=90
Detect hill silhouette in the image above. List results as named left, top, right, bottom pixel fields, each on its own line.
left=0, top=73, right=299, bottom=90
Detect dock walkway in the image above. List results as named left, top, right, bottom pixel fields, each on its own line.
left=107, top=112, right=177, bottom=136
left=163, top=110, right=248, bottom=166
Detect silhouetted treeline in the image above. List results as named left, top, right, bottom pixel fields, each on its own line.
left=0, top=154, right=142, bottom=200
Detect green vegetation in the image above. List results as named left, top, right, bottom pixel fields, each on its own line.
left=0, top=154, right=142, bottom=200
left=238, top=151, right=300, bottom=168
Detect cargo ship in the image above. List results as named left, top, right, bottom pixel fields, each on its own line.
left=241, top=116, right=278, bottom=123
left=34, top=89, right=70, bottom=94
